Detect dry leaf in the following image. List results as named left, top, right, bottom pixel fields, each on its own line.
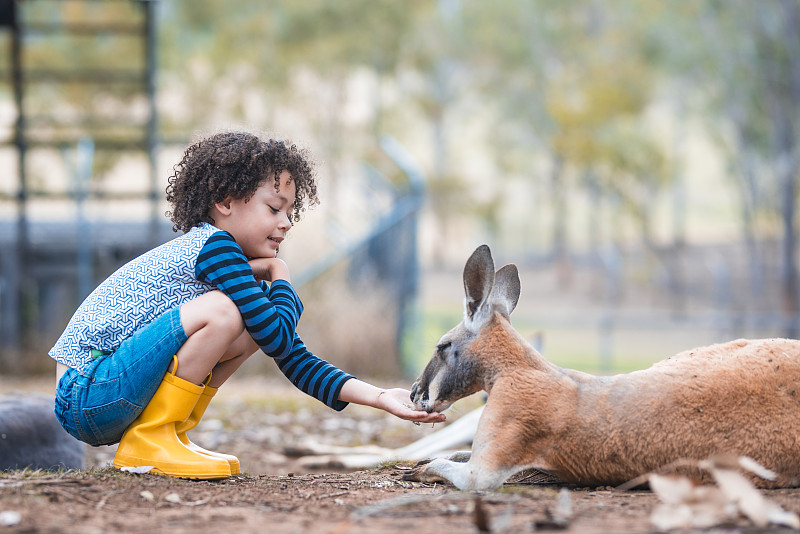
left=649, top=474, right=732, bottom=530
left=648, top=457, right=800, bottom=531
left=650, top=503, right=693, bottom=531
left=737, top=456, right=778, bottom=481
left=163, top=492, right=209, bottom=507
left=709, top=467, right=770, bottom=526
left=554, top=488, right=573, bottom=522
left=0, top=511, right=21, bottom=527
left=139, top=490, right=155, bottom=502
left=767, top=506, right=800, bottom=530
left=648, top=474, right=695, bottom=505
left=119, top=466, right=154, bottom=475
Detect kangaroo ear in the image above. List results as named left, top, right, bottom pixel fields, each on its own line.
left=492, top=264, right=520, bottom=318
left=463, top=245, right=495, bottom=323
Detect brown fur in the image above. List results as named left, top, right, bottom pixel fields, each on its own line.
left=408, top=246, right=800, bottom=490
left=485, top=323, right=800, bottom=487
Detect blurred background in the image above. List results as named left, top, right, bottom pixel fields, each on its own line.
left=1, top=0, right=799, bottom=381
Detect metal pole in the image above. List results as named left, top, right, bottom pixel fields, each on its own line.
left=74, top=137, right=95, bottom=301
left=144, top=0, right=160, bottom=244
left=378, top=135, right=426, bottom=377
left=3, top=0, right=24, bottom=354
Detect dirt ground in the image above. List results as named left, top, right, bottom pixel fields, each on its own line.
left=6, top=468, right=800, bottom=534
left=0, top=469, right=674, bottom=534
left=2, top=377, right=800, bottom=534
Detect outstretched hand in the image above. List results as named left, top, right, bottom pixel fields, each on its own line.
left=375, top=388, right=447, bottom=424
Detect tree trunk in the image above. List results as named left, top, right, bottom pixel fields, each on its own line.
left=550, top=155, right=571, bottom=288
left=774, top=0, right=800, bottom=336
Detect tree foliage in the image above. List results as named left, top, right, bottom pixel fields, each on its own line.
left=6, top=0, right=799, bottom=316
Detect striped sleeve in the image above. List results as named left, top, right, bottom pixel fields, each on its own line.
left=274, top=335, right=354, bottom=412
left=196, top=232, right=299, bottom=360
left=195, top=231, right=354, bottom=409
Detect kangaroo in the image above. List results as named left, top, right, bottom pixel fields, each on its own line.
left=405, top=245, right=800, bottom=491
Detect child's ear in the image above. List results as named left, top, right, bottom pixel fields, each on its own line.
left=214, top=196, right=234, bottom=216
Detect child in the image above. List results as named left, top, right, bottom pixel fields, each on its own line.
left=51, top=131, right=445, bottom=479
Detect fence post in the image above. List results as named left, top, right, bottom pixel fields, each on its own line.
left=378, top=135, right=426, bottom=378
left=73, top=137, right=95, bottom=301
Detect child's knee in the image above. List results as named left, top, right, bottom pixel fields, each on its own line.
left=208, top=293, right=245, bottom=333
left=182, top=291, right=245, bottom=336
left=227, top=331, right=259, bottom=360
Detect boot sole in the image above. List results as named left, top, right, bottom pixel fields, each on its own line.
left=114, top=457, right=231, bottom=480
left=188, top=447, right=241, bottom=475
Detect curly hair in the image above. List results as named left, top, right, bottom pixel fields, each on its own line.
left=166, top=131, right=319, bottom=233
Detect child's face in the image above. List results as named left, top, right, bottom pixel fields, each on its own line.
left=213, top=171, right=296, bottom=259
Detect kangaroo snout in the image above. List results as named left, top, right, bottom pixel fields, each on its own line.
left=409, top=379, right=434, bottom=413
left=409, top=381, right=424, bottom=410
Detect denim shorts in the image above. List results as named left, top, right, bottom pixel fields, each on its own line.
left=54, top=306, right=187, bottom=446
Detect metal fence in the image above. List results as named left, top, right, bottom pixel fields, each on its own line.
left=0, top=135, right=426, bottom=375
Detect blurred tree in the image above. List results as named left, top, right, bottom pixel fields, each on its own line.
left=160, top=1, right=427, bottom=204
left=6, top=0, right=798, bottom=332
left=455, top=0, right=672, bottom=285
left=687, top=0, right=800, bottom=333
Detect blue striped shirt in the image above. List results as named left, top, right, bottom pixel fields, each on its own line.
left=49, top=223, right=353, bottom=411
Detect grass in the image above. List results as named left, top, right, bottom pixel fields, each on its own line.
left=0, top=467, right=54, bottom=480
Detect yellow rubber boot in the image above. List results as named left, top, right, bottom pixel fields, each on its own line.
left=175, top=385, right=241, bottom=475
left=113, top=371, right=231, bottom=480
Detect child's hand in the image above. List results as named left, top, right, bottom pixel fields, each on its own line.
left=249, top=258, right=291, bottom=283
left=376, top=388, right=447, bottom=424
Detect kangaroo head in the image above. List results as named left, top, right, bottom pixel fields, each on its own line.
left=411, top=245, right=520, bottom=413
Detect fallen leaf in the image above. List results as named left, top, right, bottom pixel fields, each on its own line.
left=709, top=467, right=770, bottom=527
left=119, top=466, right=153, bottom=475
left=647, top=457, right=800, bottom=531
left=648, top=474, right=695, bottom=505
left=554, top=488, right=573, bottom=523
left=649, top=474, right=731, bottom=530
left=163, top=492, right=209, bottom=507
left=737, top=456, right=777, bottom=481
left=650, top=503, right=693, bottom=531
left=139, top=490, right=155, bottom=502
left=767, top=505, right=800, bottom=530
left=165, top=493, right=182, bottom=504
left=0, top=511, right=21, bottom=527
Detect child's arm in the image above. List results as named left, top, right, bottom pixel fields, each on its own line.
left=196, top=232, right=301, bottom=360
left=197, top=232, right=354, bottom=410
left=273, top=334, right=355, bottom=410
left=250, top=269, right=444, bottom=421
left=338, top=379, right=446, bottom=424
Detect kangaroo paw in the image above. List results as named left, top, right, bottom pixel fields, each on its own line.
left=402, top=463, right=450, bottom=484
left=403, top=457, right=471, bottom=487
